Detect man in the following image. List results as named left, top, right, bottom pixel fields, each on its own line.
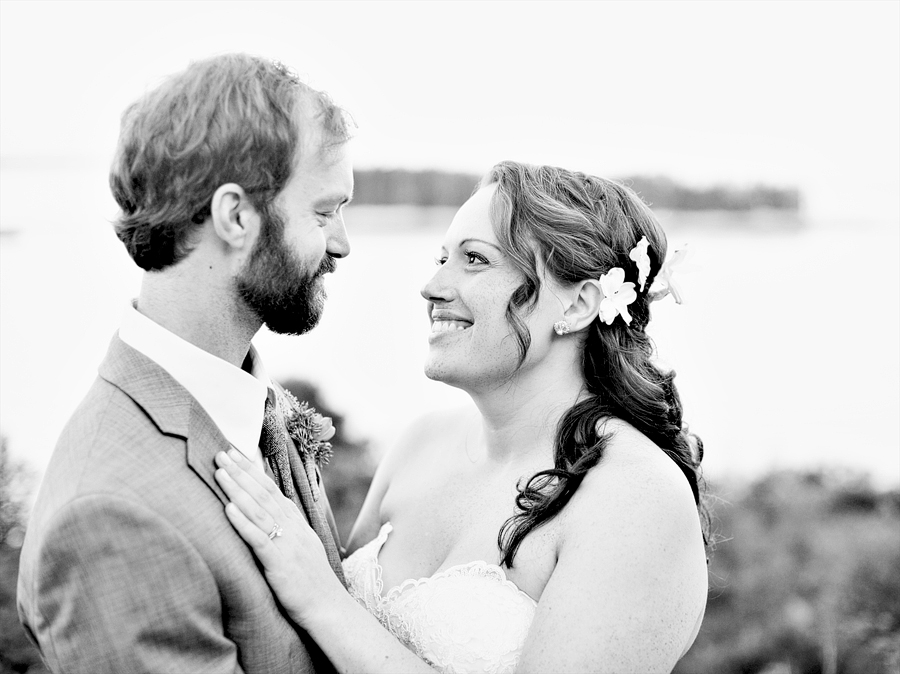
left=17, top=53, right=354, bottom=673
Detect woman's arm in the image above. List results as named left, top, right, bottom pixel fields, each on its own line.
left=214, top=449, right=436, bottom=674
left=517, top=428, right=709, bottom=674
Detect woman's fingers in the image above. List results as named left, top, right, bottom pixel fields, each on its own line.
left=213, top=450, right=315, bottom=544
left=220, top=448, right=286, bottom=500
left=215, top=451, right=288, bottom=518
left=215, top=467, right=279, bottom=534
left=224, top=502, right=281, bottom=565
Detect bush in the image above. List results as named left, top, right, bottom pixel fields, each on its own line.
left=0, top=436, right=46, bottom=673
left=676, top=470, right=900, bottom=674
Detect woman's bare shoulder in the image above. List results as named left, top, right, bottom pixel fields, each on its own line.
left=562, top=418, right=701, bottom=545
left=520, top=419, right=708, bottom=672
left=344, top=404, right=475, bottom=553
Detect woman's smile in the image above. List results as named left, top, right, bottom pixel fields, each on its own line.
left=430, top=320, right=472, bottom=334
left=429, top=308, right=474, bottom=337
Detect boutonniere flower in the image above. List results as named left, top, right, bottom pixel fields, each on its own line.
left=277, top=389, right=336, bottom=468
left=628, top=236, right=652, bottom=291
left=598, top=267, right=637, bottom=325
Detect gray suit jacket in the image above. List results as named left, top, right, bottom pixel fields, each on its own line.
left=18, top=334, right=339, bottom=673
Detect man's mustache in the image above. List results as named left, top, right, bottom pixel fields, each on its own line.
left=317, top=255, right=337, bottom=276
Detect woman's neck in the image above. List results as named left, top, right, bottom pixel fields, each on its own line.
left=467, top=358, right=587, bottom=465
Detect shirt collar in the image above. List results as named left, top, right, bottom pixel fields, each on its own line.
left=118, top=302, right=269, bottom=464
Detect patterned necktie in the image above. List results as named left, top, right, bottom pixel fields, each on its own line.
left=260, top=393, right=346, bottom=585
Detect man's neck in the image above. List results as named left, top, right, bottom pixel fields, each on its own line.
left=136, top=270, right=259, bottom=368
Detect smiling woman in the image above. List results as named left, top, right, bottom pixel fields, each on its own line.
left=420, top=184, right=534, bottom=390
left=214, top=159, right=709, bottom=674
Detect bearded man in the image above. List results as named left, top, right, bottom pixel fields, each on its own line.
left=17, top=53, right=354, bottom=673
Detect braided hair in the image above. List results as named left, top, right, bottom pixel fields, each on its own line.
left=481, top=161, right=708, bottom=567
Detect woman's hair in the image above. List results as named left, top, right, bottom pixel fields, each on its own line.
left=109, top=53, right=353, bottom=271
left=481, top=160, right=708, bottom=567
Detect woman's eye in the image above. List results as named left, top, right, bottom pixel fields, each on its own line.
left=465, top=251, right=488, bottom=265
left=434, top=256, right=448, bottom=266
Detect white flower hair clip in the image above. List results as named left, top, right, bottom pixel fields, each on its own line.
left=598, top=267, right=637, bottom=325
left=649, top=245, right=692, bottom=305
left=589, top=237, right=692, bottom=328
left=629, top=236, right=651, bottom=291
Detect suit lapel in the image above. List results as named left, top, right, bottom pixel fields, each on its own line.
left=99, top=333, right=232, bottom=506
left=102, top=333, right=346, bottom=581
left=185, top=406, right=233, bottom=506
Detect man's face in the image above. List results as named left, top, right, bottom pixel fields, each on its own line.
left=236, top=143, right=353, bottom=335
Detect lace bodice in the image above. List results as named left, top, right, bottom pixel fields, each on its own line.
left=342, top=523, right=537, bottom=674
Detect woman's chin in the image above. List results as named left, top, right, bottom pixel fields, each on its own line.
left=423, top=360, right=465, bottom=388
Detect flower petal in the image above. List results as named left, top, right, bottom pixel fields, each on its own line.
left=629, top=237, right=651, bottom=291
left=599, top=267, right=626, bottom=297
left=318, top=417, right=336, bottom=441
left=598, top=298, right=618, bottom=325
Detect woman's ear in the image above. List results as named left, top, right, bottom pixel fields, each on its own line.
left=210, top=183, right=258, bottom=250
left=564, top=279, right=604, bottom=332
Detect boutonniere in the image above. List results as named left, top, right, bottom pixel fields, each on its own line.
left=277, top=389, right=336, bottom=468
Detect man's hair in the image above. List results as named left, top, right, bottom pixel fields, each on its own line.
left=109, top=53, right=353, bottom=271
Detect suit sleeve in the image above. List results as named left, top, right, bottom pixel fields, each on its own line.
left=28, top=493, right=244, bottom=674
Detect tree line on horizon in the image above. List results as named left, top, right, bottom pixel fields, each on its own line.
left=351, top=168, right=801, bottom=211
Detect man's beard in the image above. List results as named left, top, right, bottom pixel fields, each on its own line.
left=235, top=203, right=336, bottom=335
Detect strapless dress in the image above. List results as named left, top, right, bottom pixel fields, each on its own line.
left=342, top=522, right=537, bottom=674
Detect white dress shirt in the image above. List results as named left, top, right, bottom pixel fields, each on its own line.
left=119, top=302, right=269, bottom=470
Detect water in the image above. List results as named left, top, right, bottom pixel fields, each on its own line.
left=2, top=165, right=898, bottom=493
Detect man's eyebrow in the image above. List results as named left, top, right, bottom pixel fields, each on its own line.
left=313, top=192, right=353, bottom=209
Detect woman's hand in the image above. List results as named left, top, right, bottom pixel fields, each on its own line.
left=214, top=449, right=346, bottom=626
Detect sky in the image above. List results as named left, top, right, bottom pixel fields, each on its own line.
left=1, top=0, right=898, bottom=220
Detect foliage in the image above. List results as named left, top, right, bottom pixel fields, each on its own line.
left=353, top=168, right=480, bottom=207
left=624, top=175, right=801, bottom=211
left=676, top=470, right=900, bottom=674
left=351, top=168, right=801, bottom=211
left=0, top=437, right=31, bottom=547
left=0, top=437, right=46, bottom=673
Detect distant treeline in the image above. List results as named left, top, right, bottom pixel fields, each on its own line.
left=352, top=169, right=800, bottom=211
left=623, top=175, right=801, bottom=211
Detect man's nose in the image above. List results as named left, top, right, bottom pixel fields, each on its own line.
left=326, top=214, right=350, bottom=259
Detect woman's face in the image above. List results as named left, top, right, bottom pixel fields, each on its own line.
left=420, top=184, right=564, bottom=392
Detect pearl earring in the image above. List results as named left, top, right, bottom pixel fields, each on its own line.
left=553, top=320, right=570, bottom=336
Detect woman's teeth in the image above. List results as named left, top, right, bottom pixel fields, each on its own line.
left=431, top=320, right=471, bottom=333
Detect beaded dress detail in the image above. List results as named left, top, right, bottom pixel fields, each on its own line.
left=342, top=523, right=537, bottom=674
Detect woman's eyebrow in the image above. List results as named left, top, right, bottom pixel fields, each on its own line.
left=459, top=238, right=502, bottom=252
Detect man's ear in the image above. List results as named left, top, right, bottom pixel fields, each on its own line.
left=563, top=279, right=604, bottom=332
left=210, top=183, right=258, bottom=250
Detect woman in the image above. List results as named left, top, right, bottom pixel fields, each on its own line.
left=215, top=161, right=710, bottom=673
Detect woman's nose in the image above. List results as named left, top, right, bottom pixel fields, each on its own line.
left=420, top=264, right=451, bottom=303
